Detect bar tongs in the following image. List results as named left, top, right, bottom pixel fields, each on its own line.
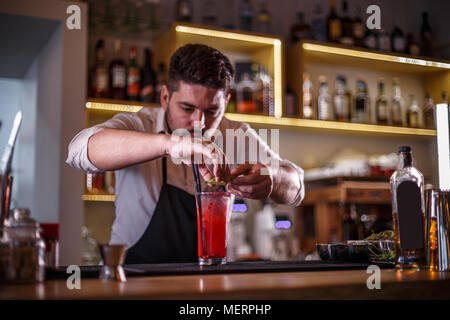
left=0, top=111, right=22, bottom=228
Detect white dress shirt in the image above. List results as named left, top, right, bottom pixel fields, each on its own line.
left=66, top=107, right=304, bottom=248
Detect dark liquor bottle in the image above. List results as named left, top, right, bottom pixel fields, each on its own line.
left=333, top=75, right=350, bottom=121
left=256, top=0, right=272, bottom=34
left=140, top=48, right=157, bottom=103
left=423, top=94, right=435, bottom=129
left=155, top=62, right=167, bottom=105
left=339, top=1, right=354, bottom=46
left=290, top=12, right=312, bottom=42
left=109, top=39, right=126, bottom=100
left=352, top=4, right=364, bottom=47
left=406, top=95, right=422, bottom=128
left=240, top=0, right=254, bottom=32
left=421, top=12, right=432, bottom=57
left=89, top=39, right=109, bottom=98
left=175, top=0, right=193, bottom=22
left=236, top=73, right=256, bottom=113
left=375, top=79, right=389, bottom=125
left=390, top=146, right=426, bottom=270
left=353, top=79, right=370, bottom=123
left=326, top=0, right=341, bottom=43
left=391, top=26, right=406, bottom=53
left=407, top=33, right=421, bottom=56
left=126, top=46, right=140, bottom=101
left=311, top=0, right=326, bottom=42
left=391, top=78, right=404, bottom=126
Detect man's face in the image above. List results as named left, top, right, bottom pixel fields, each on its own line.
left=161, top=81, right=230, bottom=135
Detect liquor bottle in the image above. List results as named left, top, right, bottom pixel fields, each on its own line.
left=390, top=146, right=426, bottom=270
left=377, top=28, right=391, bottom=52
left=126, top=46, right=140, bottom=101
left=290, top=12, right=312, bottom=42
left=339, top=1, right=354, bottom=46
left=140, top=48, right=157, bottom=103
left=421, top=12, right=432, bottom=57
left=240, top=0, right=254, bottom=32
left=236, top=73, right=256, bottom=113
left=363, top=28, right=378, bottom=50
left=391, top=78, right=404, bottom=126
left=175, top=0, right=193, bottom=22
left=256, top=0, right=272, bottom=34
left=302, top=73, right=315, bottom=119
left=423, top=94, right=435, bottom=129
left=285, top=87, right=298, bottom=117
left=406, top=95, right=422, bottom=128
left=333, top=75, right=350, bottom=121
left=202, top=0, right=217, bottom=26
left=253, top=64, right=273, bottom=115
left=407, top=34, right=421, bottom=56
left=155, top=62, right=167, bottom=105
left=353, top=79, right=370, bottom=123
left=352, top=4, right=364, bottom=47
left=109, top=39, right=126, bottom=100
left=89, top=39, right=109, bottom=98
left=375, top=79, right=389, bottom=125
left=317, top=75, right=333, bottom=120
left=227, top=80, right=237, bottom=113
left=391, top=26, right=406, bottom=53
left=326, top=0, right=341, bottom=43
left=311, top=0, right=326, bottom=42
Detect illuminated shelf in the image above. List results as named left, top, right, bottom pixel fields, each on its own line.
left=82, top=194, right=115, bottom=202
left=225, top=113, right=436, bottom=137
left=84, top=100, right=436, bottom=137
left=86, top=98, right=159, bottom=113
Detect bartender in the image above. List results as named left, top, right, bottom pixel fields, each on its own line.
left=67, top=44, right=304, bottom=264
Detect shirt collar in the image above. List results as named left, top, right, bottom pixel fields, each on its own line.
left=155, top=107, right=169, bottom=134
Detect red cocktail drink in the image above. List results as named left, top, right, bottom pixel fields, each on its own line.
left=195, top=192, right=232, bottom=265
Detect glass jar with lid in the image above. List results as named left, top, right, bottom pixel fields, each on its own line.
left=0, top=208, right=45, bottom=283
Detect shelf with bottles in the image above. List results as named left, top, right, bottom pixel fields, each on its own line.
left=290, top=0, right=434, bottom=64
left=152, top=22, right=283, bottom=118
left=83, top=171, right=116, bottom=202
left=285, top=40, right=448, bottom=135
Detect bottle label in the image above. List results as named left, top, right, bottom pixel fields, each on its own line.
left=378, top=36, right=391, bottom=51
left=112, top=66, right=126, bottom=88
left=329, top=20, right=341, bottom=40
left=378, top=102, right=388, bottom=120
left=96, top=68, right=108, bottom=91
left=127, top=68, right=140, bottom=96
left=353, top=23, right=364, bottom=38
left=393, top=37, right=405, bottom=52
left=364, top=35, right=377, bottom=49
left=396, top=181, right=424, bottom=249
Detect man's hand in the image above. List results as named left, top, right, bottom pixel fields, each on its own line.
left=227, top=163, right=273, bottom=200
left=166, top=136, right=230, bottom=183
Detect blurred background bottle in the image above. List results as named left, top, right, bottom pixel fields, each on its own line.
left=352, top=4, right=364, bottom=47
left=290, top=12, right=312, bottom=42
left=256, top=0, right=272, bottom=34
left=108, top=39, right=126, bottom=100
left=423, top=93, right=435, bottom=129
left=406, top=95, right=422, bottom=128
left=311, top=0, right=326, bottom=42
left=302, top=73, right=314, bottom=119
left=391, top=78, right=404, bottom=126
left=175, top=0, right=193, bottom=22
left=339, top=1, right=354, bottom=46
left=326, top=0, right=341, bottom=43
left=202, top=0, right=218, bottom=26
left=375, top=79, right=389, bottom=125
left=353, top=79, right=370, bottom=124
left=89, top=39, right=109, bottom=98
left=126, top=46, right=140, bottom=101
left=421, top=12, right=433, bottom=57
left=236, top=73, right=256, bottom=113
left=333, top=75, right=350, bottom=121
left=317, top=75, right=333, bottom=120
left=240, top=0, right=254, bottom=32
left=140, top=48, right=157, bottom=103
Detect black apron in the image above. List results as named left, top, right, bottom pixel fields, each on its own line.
left=125, top=157, right=198, bottom=264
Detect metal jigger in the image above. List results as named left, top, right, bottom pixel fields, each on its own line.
left=99, top=244, right=127, bottom=282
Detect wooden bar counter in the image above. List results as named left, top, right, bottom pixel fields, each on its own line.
left=1, top=264, right=450, bottom=300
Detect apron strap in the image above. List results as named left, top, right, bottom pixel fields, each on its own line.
left=162, top=156, right=167, bottom=184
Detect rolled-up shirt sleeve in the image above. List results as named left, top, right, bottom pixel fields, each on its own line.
left=66, top=112, right=145, bottom=173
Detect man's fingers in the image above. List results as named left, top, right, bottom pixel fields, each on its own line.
left=230, top=163, right=253, bottom=177
left=231, top=171, right=265, bottom=186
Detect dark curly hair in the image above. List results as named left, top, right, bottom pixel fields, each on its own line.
left=168, top=44, right=234, bottom=95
